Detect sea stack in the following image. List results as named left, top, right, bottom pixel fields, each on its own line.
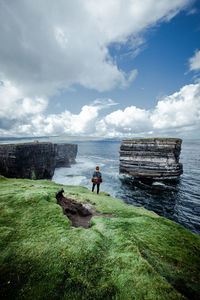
left=0, top=142, right=77, bottom=180
left=119, top=138, right=183, bottom=178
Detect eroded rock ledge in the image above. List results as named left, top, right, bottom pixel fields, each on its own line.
left=119, top=138, right=183, bottom=178
left=0, top=142, right=77, bottom=179
left=56, top=189, right=115, bottom=228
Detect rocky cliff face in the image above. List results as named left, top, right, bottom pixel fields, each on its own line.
left=55, top=144, right=77, bottom=167
left=0, top=142, right=77, bottom=179
left=119, top=138, right=183, bottom=178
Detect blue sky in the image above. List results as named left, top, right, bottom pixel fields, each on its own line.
left=50, top=4, right=200, bottom=114
left=0, top=0, right=200, bottom=138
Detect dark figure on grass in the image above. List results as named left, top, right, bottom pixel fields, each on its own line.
left=91, top=166, right=102, bottom=195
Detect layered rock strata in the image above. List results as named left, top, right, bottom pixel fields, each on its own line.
left=0, top=142, right=77, bottom=179
left=119, top=138, right=183, bottom=178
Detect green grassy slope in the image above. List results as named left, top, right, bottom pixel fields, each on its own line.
left=0, top=176, right=200, bottom=300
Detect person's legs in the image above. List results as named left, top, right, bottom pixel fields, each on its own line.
left=97, top=183, right=100, bottom=194
left=92, top=183, right=96, bottom=192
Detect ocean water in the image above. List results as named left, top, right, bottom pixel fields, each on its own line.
left=52, top=139, right=200, bottom=235
left=1, top=137, right=199, bottom=235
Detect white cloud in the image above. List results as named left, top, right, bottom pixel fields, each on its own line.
left=43, top=105, right=99, bottom=136
left=151, top=83, right=200, bottom=131
left=0, top=87, right=116, bottom=136
left=34, top=98, right=118, bottom=136
left=0, top=81, right=47, bottom=120
left=0, top=82, right=200, bottom=138
left=98, top=83, right=200, bottom=137
left=128, top=70, right=138, bottom=83
left=92, top=98, right=118, bottom=108
left=189, top=50, right=200, bottom=72
left=98, top=106, right=151, bottom=137
left=0, top=0, right=191, bottom=95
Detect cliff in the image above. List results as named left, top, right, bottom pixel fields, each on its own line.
left=120, top=138, right=183, bottom=178
left=55, top=143, right=77, bottom=167
left=0, top=142, right=77, bottom=179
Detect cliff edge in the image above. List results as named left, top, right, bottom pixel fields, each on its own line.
left=0, top=142, right=77, bottom=179
left=120, top=138, right=183, bottom=178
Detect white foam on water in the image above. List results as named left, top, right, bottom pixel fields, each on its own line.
left=52, top=170, right=87, bottom=186
left=52, top=154, right=119, bottom=194
left=152, top=182, right=167, bottom=187
left=152, top=181, right=177, bottom=191
left=52, top=156, right=105, bottom=187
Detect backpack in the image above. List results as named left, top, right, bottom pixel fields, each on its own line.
left=91, top=171, right=102, bottom=183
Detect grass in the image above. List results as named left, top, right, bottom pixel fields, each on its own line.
left=0, top=175, right=200, bottom=299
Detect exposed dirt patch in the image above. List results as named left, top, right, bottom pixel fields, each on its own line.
left=56, top=189, right=115, bottom=229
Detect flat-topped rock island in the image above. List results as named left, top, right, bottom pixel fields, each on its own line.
left=0, top=142, right=77, bottom=179
left=119, top=138, right=183, bottom=178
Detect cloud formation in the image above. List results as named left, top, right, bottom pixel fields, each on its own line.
left=98, top=83, right=200, bottom=137
left=0, top=81, right=199, bottom=138
left=189, top=50, right=200, bottom=72
left=0, top=81, right=47, bottom=133
left=151, top=83, right=200, bottom=132
left=0, top=0, right=191, bottom=95
left=98, top=106, right=151, bottom=137
left=0, top=1, right=198, bottom=138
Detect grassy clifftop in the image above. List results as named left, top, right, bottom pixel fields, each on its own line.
left=0, top=176, right=200, bottom=300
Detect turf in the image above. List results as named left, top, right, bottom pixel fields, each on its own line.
left=0, top=175, right=200, bottom=300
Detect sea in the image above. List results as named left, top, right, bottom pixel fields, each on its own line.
left=1, top=137, right=200, bottom=235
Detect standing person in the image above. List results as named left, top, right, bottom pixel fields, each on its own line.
left=91, top=166, right=102, bottom=195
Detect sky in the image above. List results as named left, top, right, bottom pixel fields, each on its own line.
left=0, top=0, right=200, bottom=139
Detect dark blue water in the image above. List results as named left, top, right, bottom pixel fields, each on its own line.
left=52, top=139, right=200, bottom=235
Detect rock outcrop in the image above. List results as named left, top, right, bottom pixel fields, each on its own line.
left=55, top=143, right=77, bottom=167
left=119, top=138, right=183, bottom=178
left=0, top=142, right=77, bottom=179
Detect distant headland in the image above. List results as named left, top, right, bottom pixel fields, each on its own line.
left=0, top=142, right=77, bottom=180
